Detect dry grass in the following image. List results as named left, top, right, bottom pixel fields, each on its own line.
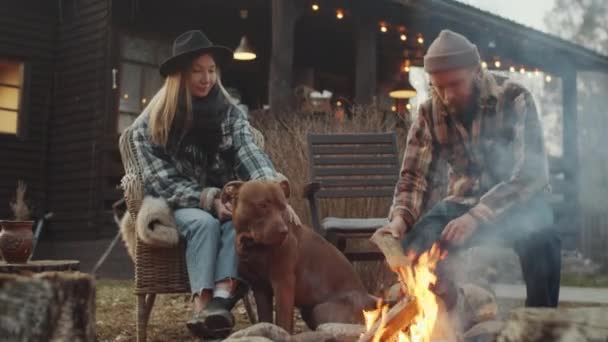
left=95, top=280, right=309, bottom=342
left=250, top=106, right=410, bottom=294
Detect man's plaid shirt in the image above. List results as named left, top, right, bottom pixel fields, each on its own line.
left=130, top=104, right=277, bottom=211
left=389, top=72, right=550, bottom=228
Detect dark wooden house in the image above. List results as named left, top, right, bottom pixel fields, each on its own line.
left=1, top=0, right=607, bottom=273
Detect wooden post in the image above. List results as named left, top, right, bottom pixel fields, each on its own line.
left=354, top=18, right=377, bottom=105
left=562, top=68, right=580, bottom=248
left=269, top=0, right=302, bottom=113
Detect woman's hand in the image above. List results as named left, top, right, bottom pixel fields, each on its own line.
left=214, top=198, right=233, bottom=222
left=285, top=204, right=302, bottom=226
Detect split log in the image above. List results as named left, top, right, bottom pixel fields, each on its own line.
left=370, top=233, right=412, bottom=272
left=358, top=298, right=420, bottom=342
left=0, top=272, right=95, bottom=341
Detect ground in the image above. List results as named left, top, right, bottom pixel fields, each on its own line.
left=96, top=280, right=309, bottom=342
left=96, top=278, right=607, bottom=342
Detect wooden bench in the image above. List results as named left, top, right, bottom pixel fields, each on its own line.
left=304, top=132, right=400, bottom=262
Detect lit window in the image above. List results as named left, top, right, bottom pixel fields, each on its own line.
left=0, top=59, right=24, bottom=135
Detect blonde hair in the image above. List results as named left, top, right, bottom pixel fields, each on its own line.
left=146, top=58, right=235, bottom=147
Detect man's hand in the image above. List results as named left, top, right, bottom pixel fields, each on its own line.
left=441, top=213, right=479, bottom=245
left=372, top=216, right=408, bottom=240
left=214, top=198, right=233, bottom=222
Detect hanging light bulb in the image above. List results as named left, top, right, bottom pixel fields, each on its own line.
left=519, top=67, right=526, bottom=74
left=311, top=3, right=319, bottom=11
left=416, top=34, right=424, bottom=45
left=494, top=60, right=501, bottom=68
left=545, top=75, right=552, bottom=83
left=481, top=61, right=488, bottom=69
left=234, top=36, right=257, bottom=61
left=390, top=76, right=417, bottom=99
left=509, top=66, right=516, bottom=73
left=336, top=100, right=343, bottom=107
left=400, top=33, right=407, bottom=41
left=123, top=93, right=129, bottom=99
left=406, top=103, right=412, bottom=110
left=141, top=98, right=147, bottom=104
left=391, top=105, right=397, bottom=112
left=336, top=9, right=344, bottom=19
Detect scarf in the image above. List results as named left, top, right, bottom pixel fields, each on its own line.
left=169, top=84, right=229, bottom=159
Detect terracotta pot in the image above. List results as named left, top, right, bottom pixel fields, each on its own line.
left=0, top=220, right=34, bottom=263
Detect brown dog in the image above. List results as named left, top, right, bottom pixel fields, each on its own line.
left=221, top=180, right=376, bottom=333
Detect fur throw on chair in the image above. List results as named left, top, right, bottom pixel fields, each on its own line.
left=118, top=196, right=179, bottom=260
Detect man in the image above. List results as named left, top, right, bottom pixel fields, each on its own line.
left=374, top=30, right=561, bottom=308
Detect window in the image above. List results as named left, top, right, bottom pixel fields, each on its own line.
left=0, top=59, right=24, bottom=135
left=117, top=34, right=170, bottom=133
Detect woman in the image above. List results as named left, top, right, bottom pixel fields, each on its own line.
left=130, top=30, right=297, bottom=338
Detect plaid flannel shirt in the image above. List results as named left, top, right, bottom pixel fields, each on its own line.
left=389, top=72, right=550, bottom=229
left=131, top=104, right=277, bottom=211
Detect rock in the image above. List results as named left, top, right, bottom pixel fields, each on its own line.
left=223, top=337, right=274, bottom=342
left=497, top=307, right=608, bottom=342
left=226, top=322, right=291, bottom=342
left=317, top=323, right=365, bottom=339
left=464, top=320, right=505, bottom=342
left=290, top=331, right=335, bottom=342
left=461, top=283, right=498, bottom=327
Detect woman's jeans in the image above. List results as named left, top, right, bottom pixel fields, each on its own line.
left=174, top=208, right=238, bottom=295
left=401, top=195, right=561, bottom=307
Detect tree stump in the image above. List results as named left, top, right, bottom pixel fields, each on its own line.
left=0, top=271, right=95, bottom=341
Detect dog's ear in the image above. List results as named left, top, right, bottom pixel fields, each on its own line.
left=221, top=181, right=244, bottom=206
left=279, top=179, right=290, bottom=199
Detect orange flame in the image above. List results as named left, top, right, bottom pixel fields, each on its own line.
left=363, top=243, right=444, bottom=342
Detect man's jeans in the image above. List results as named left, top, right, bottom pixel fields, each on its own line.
left=401, top=195, right=561, bottom=307
left=174, top=208, right=238, bottom=295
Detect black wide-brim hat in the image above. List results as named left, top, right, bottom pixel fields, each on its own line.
left=159, top=30, right=233, bottom=77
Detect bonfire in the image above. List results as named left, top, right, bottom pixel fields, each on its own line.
left=360, top=235, right=449, bottom=342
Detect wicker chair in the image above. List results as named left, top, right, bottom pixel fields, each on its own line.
left=118, top=125, right=259, bottom=342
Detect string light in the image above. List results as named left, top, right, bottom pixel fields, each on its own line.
left=141, top=98, right=147, bottom=104
left=336, top=100, right=343, bottom=107
left=519, top=67, right=526, bottom=74
left=336, top=9, right=344, bottom=19
left=403, top=59, right=411, bottom=73
left=312, top=3, right=319, bottom=11
left=481, top=61, right=488, bottom=69
left=123, top=93, right=129, bottom=99
left=406, top=103, right=412, bottom=110
left=391, top=105, right=397, bottom=112
left=380, top=22, right=388, bottom=33
left=534, top=69, right=541, bottom=76
left=545, top=75, right=552, bottom=83
left=400, top=33, right=407, bottom=41
left=527, top=72, right=533, bottom=78
left=416, top=34, right=424, bottom=45
left=494, top=60, right=501, bottom=68
left=509, top=66, right=516, bottom=73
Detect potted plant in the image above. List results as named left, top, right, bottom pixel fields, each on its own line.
left=0, top=180, right=34, bottom=263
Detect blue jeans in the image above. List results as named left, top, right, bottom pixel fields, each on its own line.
left=174, top=208, right=238, bottom=295
left=402, top=195, right=561, bottom=307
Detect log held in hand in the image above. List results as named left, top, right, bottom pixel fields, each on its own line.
left=370, top=233, right=412, bottom=272
left=358, top=298, right=420, bottom=342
